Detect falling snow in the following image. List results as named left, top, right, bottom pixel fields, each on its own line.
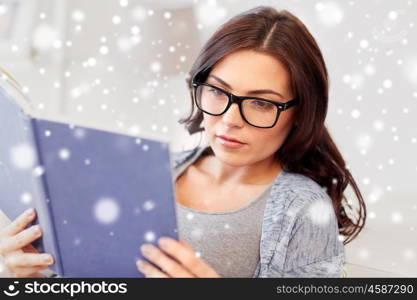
left=0, top=0, right=416, bottom=277
left=94, top=197, right=120, bottom=224
left=9, top=143, right=36, bottom=169
left=20, top=192, right=32, bottom=204
left=143, top=200, right=155, bottom=211
left=58, top=148, right=71, bottom=160
left=144, top=231, right=156, bottom=242
left=308, top=199, right=333, bottom=225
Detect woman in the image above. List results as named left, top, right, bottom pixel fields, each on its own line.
left=0, top=6, right=366, bottom=278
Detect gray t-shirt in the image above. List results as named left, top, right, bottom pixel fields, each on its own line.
left=174, top=145, right=273, bottom=278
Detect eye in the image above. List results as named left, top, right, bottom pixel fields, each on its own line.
left=251, top=100, right=274, bottom=110
left=208, top=87, right=223, bottom=96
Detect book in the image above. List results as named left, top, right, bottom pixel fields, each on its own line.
left=0, top=78, right=178, bottom=277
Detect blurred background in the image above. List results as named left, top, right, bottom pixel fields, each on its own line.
left=0, top=0, right=416, bottom=277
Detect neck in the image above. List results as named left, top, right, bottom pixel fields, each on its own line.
left=204, top=154, right=282, bottom=187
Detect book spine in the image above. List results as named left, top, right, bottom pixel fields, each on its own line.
left=29, top=118, right=64, bottom=276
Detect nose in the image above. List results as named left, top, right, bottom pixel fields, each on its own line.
left=221, top=102, right=244, bottom=128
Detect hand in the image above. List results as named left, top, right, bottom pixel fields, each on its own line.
left=137, top=237, right=221, bottom=278
left=0, top=208, right=55, bottom=278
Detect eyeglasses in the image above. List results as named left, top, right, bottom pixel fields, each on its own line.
left=191, top=81, right=299, bottom=128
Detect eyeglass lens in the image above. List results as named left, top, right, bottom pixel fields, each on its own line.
left=195, top=84, right=279, bottom=127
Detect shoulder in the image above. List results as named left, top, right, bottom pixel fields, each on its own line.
left=280, top=171, right=329, bottom=199
left=266, top=171, right=345, bottom=276
left=269, top=171, right=334, bottom=223
left=271, top=171, right=339, bottom=239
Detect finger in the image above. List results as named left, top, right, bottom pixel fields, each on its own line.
left=140, top=244, right=194, bottom=278
left=158, top=237, right=219, bottom=278
left=178, top=238, right=194, bottom=251
left=22, top=243, right=40, bottom=254
left=136, top=260, right=169, bottom=278
left=2, top=208, right=36, bottom=237
left=0, top=225, right=42, bottom=254
left=6, top=252, right=54, bottom=268
left=11, top=265, right=49, bottom=278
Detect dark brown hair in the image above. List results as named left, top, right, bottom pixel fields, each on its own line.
left=179, top=6, right=366, bottom=245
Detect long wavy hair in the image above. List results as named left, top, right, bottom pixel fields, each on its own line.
left=178, top=6, right=366, bottom=245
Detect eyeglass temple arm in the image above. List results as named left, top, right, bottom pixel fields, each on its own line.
left=282, top=98, right=299, bottom=110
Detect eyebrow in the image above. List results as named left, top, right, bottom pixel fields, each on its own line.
left=207, top=74, right=286, bottom=99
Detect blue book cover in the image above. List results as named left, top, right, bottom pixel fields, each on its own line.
left=0, top=81, right=178, bottom=277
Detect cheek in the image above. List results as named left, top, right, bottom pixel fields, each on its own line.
left=202, top=115, right=218, bottom=130
left=249, top=119, right=293, bottom=151
left=251, top=128, right=282, bottom=148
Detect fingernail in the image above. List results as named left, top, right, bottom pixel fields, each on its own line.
left=42, top=254, right=53, bottom=263
left=136, top=260, right=145, bottom=270
left=32, top=225, right=41, bottom=235
left=158, top=237, right=170, bottom=248
left=140, top=244, right=151, bottom=255
left=26, top=208, right=35, bottom=217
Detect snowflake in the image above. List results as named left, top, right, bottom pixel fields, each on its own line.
left=9, top=143, right=36, bottom=169
left=150, top=61, right=162, bottom=73
left=351, top=109, right=360, bottom=119
left=20, top=192, right=32, bottom=204
left=132, top=6, right=147, bottom=22
left=391, top=212, right=403, bottom=223
left=403, top=249, right=415, bottom=260
left=144, top=231, right=156, bottom=242
left=191, top=227, right=203, bottom=239
left=383, top=79, right=392, bottom=88
left=71, top=10, right=85, bottom=22
left=94, top=197, right=120, bottom=224
left=143, top=200, right=155, bottom=211
left=358, top=248, right=370, bottom=260
left=307, top=200, right=333, bottom=225
left=373, top=120, right=384, bottom=131
left=32, top=165, right=45, bottom=177
left=112, top=15, right=121, bottom=25
left=99, top=46, right=109, bottom=55
left=73, top=128, right=86, bottom=139
left=33, top=24, right=59, bottom=51
left=315, top=1, right=344, bottom=26
left=58, top=148, right=71, bottom=160
left=131, top=26, right=140, bottom=35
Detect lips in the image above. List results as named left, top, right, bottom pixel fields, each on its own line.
left=216, top=135, right=245, bottom=144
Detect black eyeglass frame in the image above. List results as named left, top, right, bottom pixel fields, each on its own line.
left=191, top=80, right=300, bottom=128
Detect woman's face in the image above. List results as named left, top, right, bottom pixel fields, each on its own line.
left=202, top=49, right=297, bottom=167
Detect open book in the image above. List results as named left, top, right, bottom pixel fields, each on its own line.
left=0, top=76, right=178, bottom=277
